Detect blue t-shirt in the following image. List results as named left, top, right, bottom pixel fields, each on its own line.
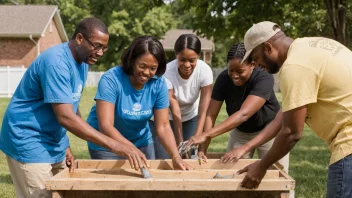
left=0, top=42, right=88, bottom=163
left=87, top=66, right=169, bottom=151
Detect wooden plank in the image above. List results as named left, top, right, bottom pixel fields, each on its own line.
left=70, top=169, right=280, bottom=179
left=53, top=167, right=70, bottom=178
left=48, top=178, right=294, bottom=191
left=57, top=190, right=288, bottom=198
left=46, top=168, right=69, bottom=190
left=47, top=159, right=295, bottom=195
left=272, top=164, right=295, bottom=190
left=76, top=159, right=261, bottom=170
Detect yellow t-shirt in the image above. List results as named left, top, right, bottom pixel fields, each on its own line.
left=279, top=37, right=352, bottom=165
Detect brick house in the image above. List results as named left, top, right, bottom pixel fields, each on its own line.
left=160, top=29, right=215, bottom=65
left=0, top=5, right=68, bottom=67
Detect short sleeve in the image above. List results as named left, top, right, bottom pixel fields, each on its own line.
left=200, top=62, right=213, bottom=87
left=279, top=64, right=320, bottom=112
left=211, top=71, right=227, bottom=101
left=41, top=64, right=73, bottom=104
left=95, top=73, right=119, bottom=104
left=154, top=78, right=170, bottom=110
left=248, top=73, right=274, bottom=100
left=164, top=76, right=173, bottom=90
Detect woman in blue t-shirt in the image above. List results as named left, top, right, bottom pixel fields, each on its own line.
left=87, top=36, right=191, bottom=170
left=186, top=43, right=289, bottom=172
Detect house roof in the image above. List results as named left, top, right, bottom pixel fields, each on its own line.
left=160, top=29, right=214, bottom=51
left=0, top=5, right=68, bottom=41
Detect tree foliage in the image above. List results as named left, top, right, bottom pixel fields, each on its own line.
left=175, top=0, right=352, bottom=67
left=2, top=0, right=351, bottom=68
left=2, top=0, right=174, bottom=71
left=88, top=0, right=174, bottom=70
left=88, top=1, right=174, bottom=70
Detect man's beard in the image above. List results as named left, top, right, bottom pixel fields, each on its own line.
left=263, top=51, right=280, bottom=74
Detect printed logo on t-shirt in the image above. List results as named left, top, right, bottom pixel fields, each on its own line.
left=132, top=103, right=142, bottom=111
left=308, top=38, right=344, bottom=56
left=122, top=103, right=152, bottom=116
left=72, top=84, right=82, bottom=101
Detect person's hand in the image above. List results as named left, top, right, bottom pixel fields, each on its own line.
left=197, top=151, right=208, bottom=164
left=112, top=143, right=149, bottom=171
left=221, top=146, right=248, bottom=163
left=65, top=147, right=75, bottom=172
left=237, top=160, right=267, bottom=189
left=186, top=134, right=209, bottom=147
left=172, top=155, right=192, bottom=170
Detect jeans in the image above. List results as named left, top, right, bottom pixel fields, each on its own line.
left=89, top=143, right=156, bottom=160
left=149, top=116, right=198, bottom=159
left=326, top=154, right=352, bottom=198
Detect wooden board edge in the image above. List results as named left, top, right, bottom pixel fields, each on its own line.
left=46, top=168, right=70, bottom=190
left=76, top=159, right=260, bottom=170
left=48, top=178, right=294, bottom=191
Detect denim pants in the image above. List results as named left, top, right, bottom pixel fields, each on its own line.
left=326, top=154, right=352, bottom=198
left=149, top=116, right=198, bottom=159
left=89, top=143, right=156, bottom=160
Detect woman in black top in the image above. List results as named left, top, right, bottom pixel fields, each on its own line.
left=186, top=43, right=289, bottom=171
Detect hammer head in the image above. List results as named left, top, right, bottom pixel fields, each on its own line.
left=141, top=167, right=152, bottom=179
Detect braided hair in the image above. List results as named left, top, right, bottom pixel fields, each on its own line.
left=226, top=43, right=247, bottom=63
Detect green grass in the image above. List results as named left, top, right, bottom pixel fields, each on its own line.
left=0, top=88, right=329, bottom=198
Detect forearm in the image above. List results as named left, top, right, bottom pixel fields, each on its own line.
left=100, top=125, right=135, bottom=147
left=199, top=115, right=216, bottom=153
left=169, top=96, right=183, bottom=144
left=260, top=126, right=301, bottom=169
left=171, top=112, right=183, bottom=144
left=58, top=114, right=119, bottom=151
left=205, top=111, right=247, bottom=139
left=194, top=109, right=207, bottom=136
left=156, top=124, right=180, bottom=158
left=243, top=111, right=282, bottom=153
left=194, top=87, right=212, bottom=136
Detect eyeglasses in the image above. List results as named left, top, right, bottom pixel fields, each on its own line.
left=82, top=33, right=108, bottom=53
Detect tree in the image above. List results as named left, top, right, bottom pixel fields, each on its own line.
left=324, top=0, right=352, bottom=46
left=176, top=0, right=352, bottom=51
left=1, top=0, right=174, bottom=71
left=88, top=0, right=174, bottom=70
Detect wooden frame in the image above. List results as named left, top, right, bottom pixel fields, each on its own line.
left=46, top=158, right=295, bottom=198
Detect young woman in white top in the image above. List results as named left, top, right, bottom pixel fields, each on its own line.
left=149, top=34, right=213, bottom=159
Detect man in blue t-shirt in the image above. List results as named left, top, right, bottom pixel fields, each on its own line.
left=0, top=17, right=148, bottom=198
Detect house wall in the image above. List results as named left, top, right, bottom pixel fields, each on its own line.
left=0, top=19, right=63, bottom=67
left=39, top=19, right=63, bottom=53
left=0, top=38, right=37, bottom=67
left=202, top=51, right=212, bottom=65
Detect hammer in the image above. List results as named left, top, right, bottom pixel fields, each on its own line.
left=140, top=167, right=152, bottom=179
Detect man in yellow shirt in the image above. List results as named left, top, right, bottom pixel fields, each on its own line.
left=238, top=21, right=352, bottom=197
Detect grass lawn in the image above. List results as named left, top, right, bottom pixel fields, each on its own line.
left=0, top=87, right=329, bottom=198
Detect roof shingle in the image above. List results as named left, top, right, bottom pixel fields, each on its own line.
left=0, top=5, right=58, bottom=37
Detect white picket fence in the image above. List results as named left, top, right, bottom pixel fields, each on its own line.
left=0, top=66, right=26, bottom=97
left=0, top=67, right=279, bottom=98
